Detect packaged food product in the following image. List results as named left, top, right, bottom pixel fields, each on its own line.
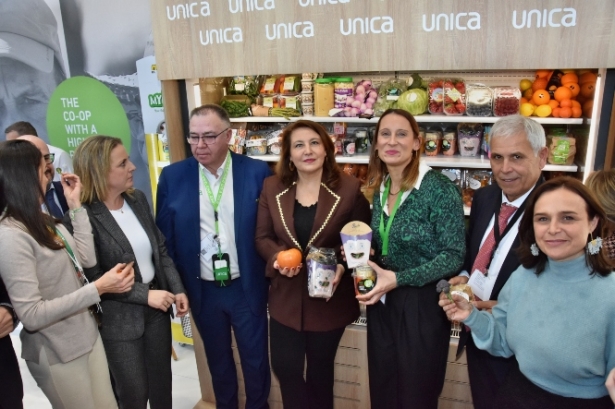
left=428, top=79, right=444, bottom=114
left=355, top=129, right=368, bottom=153
left=267, top=129, right=283, bottom=155
left=220, top=95, right=251, bottom=118
left=443, top=79, right=466, bottom=115
left=493, top=86, right=521, bottom=117
left=300, top=91, right=314, bottom=104
left=466, top=83, right=493, bottom=117
left=228, top=76, right=259, bottom=101
left=482, top=125, right=492, bottom=156
left=442, top=130, right=457, bottom=156
left=314, top=78, right=334, bottom=117
left=440, top=169, right=462, bottom=189
left=451, top=284, right=475, bottom=302
left=341, top=221, right=372, bottom=269
left=418, top=128, right=426, bottom=155
left=306, top=247, right=337, bottom=298
left=334, top=77, right=354, bottom=108
left=259, top=94, right=278, bottom=108
left=301, top=79, right=314, bottom=92
left=342, top=163, right=360, bottom=177
left=280, top=75, right=301, bottom=94
left=423, top=130, right=442, bottom=156
left=228, top=128, right=246, bottom=154
left=260, top=76, right=281, bottom=95
left=374, top=78, right=407, bottom=116
left=278, top=94, right=300, bottom=110
left=462, top=170, right=492, bottom=207
left=302, top=103, right=314, bottom=117
left=548, top=134, right=576, bottom=165
left=343, top=134, right=356, bottom=157
left=302, top=72, right=317, bottom=80
left=245, top=130, right=268, bottom=156
left=457, top=123, right=483, bottom=157
left=353, top=265, right=376, bottom=295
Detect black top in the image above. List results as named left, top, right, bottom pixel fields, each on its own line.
left=294, top=200, right=317, bottom=250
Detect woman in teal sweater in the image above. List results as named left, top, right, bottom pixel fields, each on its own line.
left=357, top=109, right=466, bottom=409
left=441, top=177, right=615, bottom=409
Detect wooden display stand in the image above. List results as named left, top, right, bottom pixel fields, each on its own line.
left=189, top=317, right=473, bottom=409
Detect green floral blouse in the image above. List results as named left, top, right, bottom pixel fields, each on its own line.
left=371, top=170, right=466, bottom=287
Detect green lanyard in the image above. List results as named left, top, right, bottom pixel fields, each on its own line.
left=199, top=152, right=232, bottom=256
left=378, top=178, right=403, bottom=256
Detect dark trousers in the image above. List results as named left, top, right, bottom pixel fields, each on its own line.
left=0, top=336, right=23, bottom=409
left=366, top=285, right=450, bottom=409
left=495, top=362, right=613, bottom=409
left=192, top=278, right=270, bottom=409
left=103, top=307, right=172, bottom=409
left=269, top=317, right=345, bottom=409
left=465, top=334, right=515, bottom=409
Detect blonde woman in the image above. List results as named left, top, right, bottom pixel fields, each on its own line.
left=68, top=136, right=188, bottom=409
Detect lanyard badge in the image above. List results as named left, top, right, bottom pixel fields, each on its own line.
left=200, top=152, right=232, bottom=287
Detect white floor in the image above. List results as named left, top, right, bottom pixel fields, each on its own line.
left=11, top=324, right=203, bottom=409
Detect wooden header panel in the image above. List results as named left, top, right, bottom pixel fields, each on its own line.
left=150, top=0, right=615, bottom=80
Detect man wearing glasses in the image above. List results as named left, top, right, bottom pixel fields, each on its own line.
left=17, top=135, right=69, bottom=218
left=157, top=104, right=272, bottom=409
left=4, top=121, right=73, bottom=182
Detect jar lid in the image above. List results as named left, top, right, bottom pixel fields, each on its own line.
left=335, top=77, right=353, bottom=82
left=314, top=78, right=334, bottom=83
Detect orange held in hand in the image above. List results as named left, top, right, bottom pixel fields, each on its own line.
left=277, top=248, right=303, bottom=269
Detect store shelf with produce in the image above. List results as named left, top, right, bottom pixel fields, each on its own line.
left=247, top=153, right=578, bottom=172
left=230, top=116, right=587, bottom=125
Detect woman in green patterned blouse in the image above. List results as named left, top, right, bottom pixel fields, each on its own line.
left=356, top=109, right=466, bottom=409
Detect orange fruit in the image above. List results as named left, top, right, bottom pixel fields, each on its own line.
left=571, top=107, right=582, bottom=118
left=552, top=107, right=561, bottom=117
left=535, top=70, right=551, bottom=80
left=571, top=100, right=581, bottom=109
left=560, top=73, right=579, bottom=85
left=565, top=83, right=580, bottom=98
left=580, top=82, right=596, bottom=99
left=559, top=99, right=572, bottom=108
left=554, top=87, right=572, bottom=102
left=547, top=99, right=559, bottom=109
left=532, top=78, right=549, bottom=92
left=559, top=107, right=572, bottom=118
left=277, top=248, right=303, bottom=269
left=532, top=90, right=551, bottom=105
left=579, top=72, right=597, bottom=85
left=520, top=97, right=529, bottom=104
left=583, top=100, right=594, bottom=118
left=523, top=88, right=534, bottom=99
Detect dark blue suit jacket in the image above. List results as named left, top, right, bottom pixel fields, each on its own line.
left=51, top=181, right=69, bottom=214
left=156, top=153, right=271, bottom=317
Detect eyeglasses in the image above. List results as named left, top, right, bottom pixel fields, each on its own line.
left=186, top=128, right=229, bottom=145
left=43, top=153, right=55, bottom=164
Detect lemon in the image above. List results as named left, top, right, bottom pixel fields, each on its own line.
left=520, top=79, right=533, bottom=91
left=534, top=104, right=552, bottom=117
left=520, top=102, right=535, bottom=117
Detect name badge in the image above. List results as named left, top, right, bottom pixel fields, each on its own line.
left=467, top=269, right=490, bottom=301
left=212, top=253, right=231, bottom=287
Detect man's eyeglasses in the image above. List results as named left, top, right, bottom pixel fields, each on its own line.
left=43, top=153, right=55, bottom=164
left=187, top=128, right=229, bottom=145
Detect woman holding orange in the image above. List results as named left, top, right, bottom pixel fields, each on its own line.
left=255, top=120, right=371, bottom=409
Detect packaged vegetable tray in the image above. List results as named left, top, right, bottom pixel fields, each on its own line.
left=443, top=79, right=466, bottom=116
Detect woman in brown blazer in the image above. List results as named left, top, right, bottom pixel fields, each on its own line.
left=255, top=120, right=371, bottom=409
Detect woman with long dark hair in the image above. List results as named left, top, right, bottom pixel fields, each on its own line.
left=441, top=177, right=615, bottom=409
left=0, top=140, right=134, bottom=409
left=255, top=120, right=371, bottom=409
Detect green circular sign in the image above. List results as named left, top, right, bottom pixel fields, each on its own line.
left=47, top=76, right=131, bottom=156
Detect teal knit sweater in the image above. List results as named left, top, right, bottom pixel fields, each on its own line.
left=371, top=170, right=466, bottom=287
left=465, top=255, right=615, bottom=399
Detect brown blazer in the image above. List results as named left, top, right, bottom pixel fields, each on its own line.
left=255, top=173, right=371, bottom=332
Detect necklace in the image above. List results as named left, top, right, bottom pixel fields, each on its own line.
left=108, top=199, right=124, bottom=213
left=389, top=188, right=401, bottom=195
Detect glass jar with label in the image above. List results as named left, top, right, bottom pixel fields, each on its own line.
left=334, top=77, right=354, bottom=109
left=355, top=129, right=368, bottom=153
left=314, top=78, right=334, bottom=117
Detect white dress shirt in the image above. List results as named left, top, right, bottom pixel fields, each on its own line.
left=461, top=188, right=533, bottom=299
left=48, top=145, right=73, bottom=182
left=198, top=156, right=240, bottom=280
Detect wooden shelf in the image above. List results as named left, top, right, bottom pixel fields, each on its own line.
left=230, top=115, right=588, bottom=125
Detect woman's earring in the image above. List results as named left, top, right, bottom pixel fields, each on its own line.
left=289, top=161, right=295, bottom=171
left=530, top=243, right=540, bottom=256
left=587, top=234, right=603, bottom=255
